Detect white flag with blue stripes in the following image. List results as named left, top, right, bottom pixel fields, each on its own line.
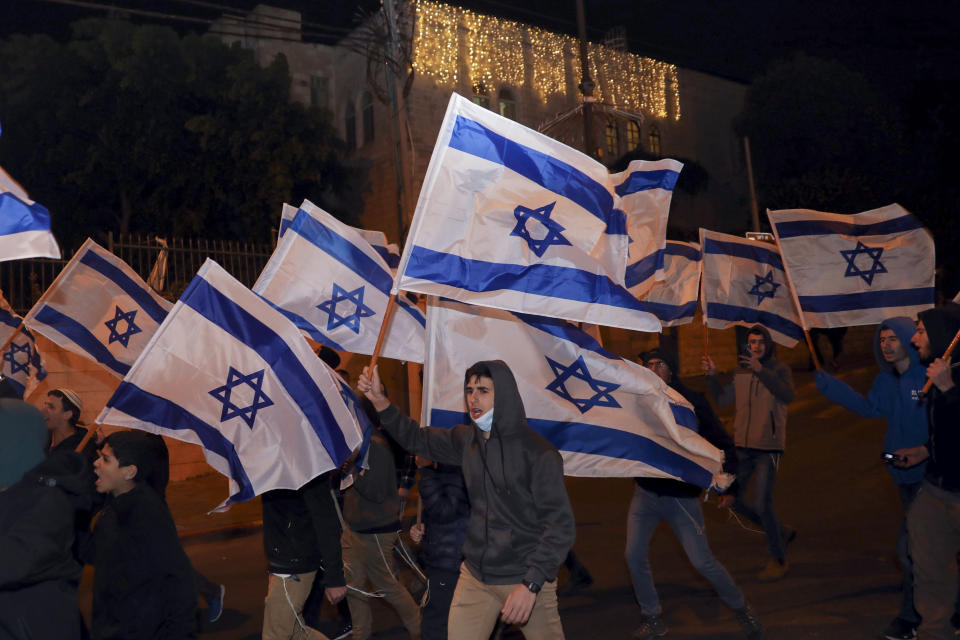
left=0, top=293, right=47, bottom=398
left=23, top=239, right=172, bottom=378
left=394, top=93, right=661, bottom=333
left=700, top=229, right=803, bottom=347
left=617, top=159, right=684, bottom=297
left=423, top=298, right=722, bottom=483
left=768, top=204, right=935, bottom=328
left=0, top=164, right=60, bottom=262
left=96, top=259, right=363, bottom=510
left=256, top=201, right=426, bottom=363
left=640, top=241, right=701, bottom=327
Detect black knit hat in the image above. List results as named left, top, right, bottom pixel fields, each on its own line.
left=638, top=346, right=678, bottom=378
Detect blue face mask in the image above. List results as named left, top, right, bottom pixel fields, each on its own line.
left=473, top=409, right=494, bottom=432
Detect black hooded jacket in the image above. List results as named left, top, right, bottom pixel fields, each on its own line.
left=918, top=304, right=960, bottom=492
left=0, top=451, right=91, bottom=640
left=378, top=360, right=575, bottom=587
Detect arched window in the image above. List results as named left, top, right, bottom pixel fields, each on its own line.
left=471, top=82, right=490, bottom=108
left=605, top=119, right=619, bottom=157
left=345, top=101, right=356, bottom=151
left=626, top=120, right=641, bottom=151
left=498, top=88, right=516, bottom=120
left=361, top=91, right=374, bottom=145
left=648, top=124, right=661, bottom=156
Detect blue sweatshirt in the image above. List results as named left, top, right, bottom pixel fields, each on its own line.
left=814, top=317, right=928, bottom=485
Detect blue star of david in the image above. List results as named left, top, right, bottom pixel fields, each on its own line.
left=747, top=271, right=781, bottom=305
left=209, top=366, right=274, bottom=429
left=3, top=342, right=31, bottom=376
left=840, top=241, right=887, bottom=285
left=510, top=202, right=572, bottom=258
left=544, top=355, right=621, bottom=414
left=317, top=284, right=376, bottom=334
left=104, top=306, right=142, bottom=348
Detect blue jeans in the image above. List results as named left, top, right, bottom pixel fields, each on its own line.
left=733, top=448, right=786, bottom=562
left=625, top=484, right=745, bottom=615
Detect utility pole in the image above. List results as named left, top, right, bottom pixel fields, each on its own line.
left=744, top=136, right=761, bottom=232
left=575, top=0, right=596, bottom=159
left=382, top=0, right=409, bottom=243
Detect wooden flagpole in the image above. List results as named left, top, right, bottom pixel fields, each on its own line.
left=920, top=327, right=960, bottom=396
left=765, top=209, right=821, bottom=370
left=74, top=424, right=99, bottom=453
left=368, top=293, right=398, bottom=371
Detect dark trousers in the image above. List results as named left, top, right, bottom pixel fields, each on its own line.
left=424, top=567, right=460, bottom=640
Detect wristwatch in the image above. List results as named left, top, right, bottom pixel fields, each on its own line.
left=522, top=579, right=541, bottom=594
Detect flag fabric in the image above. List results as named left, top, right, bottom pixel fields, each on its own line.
left=256, top=201, right=426, bottom=363
left=393, top=93, right=662, bottom=333
left=639, top=241, right=701, bottom=327
left=280, top=202, right=401, bottom=271
left=616, top=159, right=684, bottom=297
left=0, top=164, right=60, bottom=261
left=22, top=238, right=173, bottom=378
left=768, top=204, right=935, bottom=328
left=146, top=238, right=169, bottom=292
left=0, top=293, right=46, bottom=398
left=423, top=298, right=722, bottom=485
left=700, top=229, right=803, bottom=347
left=96, top=259, right=363, bottom=510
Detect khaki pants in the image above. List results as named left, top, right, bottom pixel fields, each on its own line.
left=447, top=564, right=563, bottom=640
left=262, top=572, right=330, bottom=640
left=343, top=528, right=421, bottom=639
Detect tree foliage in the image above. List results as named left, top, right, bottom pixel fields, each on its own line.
left=0, top=19, right=367, bottom=250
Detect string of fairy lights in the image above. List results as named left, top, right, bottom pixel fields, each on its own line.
left=411, top=0, right=681, bottom=120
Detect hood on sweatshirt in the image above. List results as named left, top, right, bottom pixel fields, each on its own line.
left=918, top=303, right=960, bottom=364
left=746, top=324, right=776, bottom=363
left=463, top=360, right=528, bottom=439
left=873, top=316, right=923, bottom=373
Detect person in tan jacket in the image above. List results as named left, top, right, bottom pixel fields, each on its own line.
left=702, top=324, right=795, bottom=582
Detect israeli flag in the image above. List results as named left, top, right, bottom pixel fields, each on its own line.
left=96, top=260, right=363, bottom=510
left=700, top=229, right=803, bottom=347
left=0, top=164, right=60, bottom=262
left=22, top=238, right=172, bottom=378
left=423, top=298, right=722, bottom=485
left=640, top=241, right=701, bottom=327
left=280, top=202, right=401, bottom=271
left=256, top=201, right=425, bottom=363
left=0, top=294, right=47, bottom=398
left=617, top=159, right=684, bottom=297
left=394, top=93, right=661, bottom=333
left=768, top=204, right=935, bottom=328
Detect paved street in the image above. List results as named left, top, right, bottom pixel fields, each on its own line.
left=80, top=361, right=910, bottom=639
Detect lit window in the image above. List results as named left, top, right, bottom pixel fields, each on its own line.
left=626, top=120, right=641, bottom=151
left=361, top=91, right=374, bottom=145
left=471, top=83, right=490, bottom=108
left=345, top=101, right=356, bottom=151
left=605, top=119, right=619, bottom=157
left=498, top=88, right=516, bottom=120
left=649, top=124, right=661, bottom=156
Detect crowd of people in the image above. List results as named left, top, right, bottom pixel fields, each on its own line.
left=1, top=304, right=959, bottom=640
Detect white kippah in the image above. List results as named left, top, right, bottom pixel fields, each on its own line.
left=54, top=388, right=83, bottom=414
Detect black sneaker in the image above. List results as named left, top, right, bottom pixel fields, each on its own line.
left=207, top=584, right=225, bottom=623
left=633, top=614, right=667, bottom=639
left=734, top=604, right=763, bottom=639
left=880, top=617, right=917, bottom=640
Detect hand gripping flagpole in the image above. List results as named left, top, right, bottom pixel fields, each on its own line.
left=920, top=327, right=960, bottom=396
left=766, top=210, right=821, bottom=370
left=369, top=293, right=398, bottom=371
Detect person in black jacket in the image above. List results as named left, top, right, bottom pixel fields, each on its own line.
left=85, top=430, right=197, bottom=639
left=261, top=470, right=346, bottom=640
left=894, top=304, right=960, bottom=640
left=630, top=348, right=762, bottom=640
left=0, top=392, right=90, bottom=640
left=359, top=360, right=575, bottom=640
left=409, top=457, right=470, bottom=640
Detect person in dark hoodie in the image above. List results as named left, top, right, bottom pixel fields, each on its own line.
left=358, top=360, right=575, bottom=640
left=84, top=430, right=197, bottom=639
left=702, top=324, right=795, bottom=582
left=0, top=383, right=90, bottom=640
left=632, top=347, right=762, bottom=640
left=892, top=304, right=960, bottom=640
left=815, top=316, right=937, bottom=640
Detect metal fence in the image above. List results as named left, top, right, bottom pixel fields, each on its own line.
left=0, top=232, right=275, bottom=314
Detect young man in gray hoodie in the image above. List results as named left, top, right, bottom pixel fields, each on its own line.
left=358, top=360, right=575, bottom=640
left=702, top=324, right=795, bottom=582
